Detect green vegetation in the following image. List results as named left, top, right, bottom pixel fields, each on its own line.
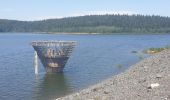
left=143, top=45, right=170, bottom=54
left=116, top=64, right=123, bottom=69
left=1, top=14, right=170, bottom=33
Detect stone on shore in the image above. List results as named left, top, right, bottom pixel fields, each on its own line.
left=57, top=49, right=170, bottom=100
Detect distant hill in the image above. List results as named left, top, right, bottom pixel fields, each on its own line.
left=0, top=14, right=170, bottom=33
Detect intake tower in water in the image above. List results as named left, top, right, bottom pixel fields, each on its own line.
left=31, top=41, right=77, bottom=73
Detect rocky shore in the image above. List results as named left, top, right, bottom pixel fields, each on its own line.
left=57, top=49, right=170, bottom=100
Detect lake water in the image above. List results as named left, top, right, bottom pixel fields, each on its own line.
left=0, top=33, right=170, bottom=100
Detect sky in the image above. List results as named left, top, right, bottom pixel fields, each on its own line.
left=0, top=0, right=169, bottom=21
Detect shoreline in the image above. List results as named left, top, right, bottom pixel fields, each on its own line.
left=57, top=49, right=170, bottom=100
left=0, top=32, right=170, bottom=35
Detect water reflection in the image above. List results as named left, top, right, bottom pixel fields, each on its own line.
left=33, top=73, right=72, bottom=100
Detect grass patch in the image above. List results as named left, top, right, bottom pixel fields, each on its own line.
left=143, top=45, right=170, bottom=54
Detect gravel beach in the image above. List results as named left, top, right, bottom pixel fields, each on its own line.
left=57, top=49, right=170, bottom=100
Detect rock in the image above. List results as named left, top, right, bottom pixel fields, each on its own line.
left=103, top=91, right=109, bottom=94
left=156, top=74, right=162, bottom=78
left=148, top=83, right=160, bottom=89
left=167, top=95, right=170, bottom=99
left=143, top=66, right=148, bottom=69
left=131, top=51, right=138, bottom=53
left=75, top=93, right=79, bottom=96
left=92, top=88, right=98, bottom=92
left=138, top=79, right=146, bottom=83
left=57, top=49, right=170, bottom=100
left=88, top=99, right=94, bottom=100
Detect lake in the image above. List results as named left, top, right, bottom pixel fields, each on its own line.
left=0, top=33, right=170, bottom=100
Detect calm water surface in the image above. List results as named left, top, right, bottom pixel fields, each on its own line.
left=0, top=33, right=170, bottom=100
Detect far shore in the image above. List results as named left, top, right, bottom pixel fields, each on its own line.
left=0, top=32, right=170, bottom=35
left=57, top=49, right=170, bottom=100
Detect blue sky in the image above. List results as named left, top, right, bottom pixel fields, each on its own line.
left=0, top=0, right=169, bottom=21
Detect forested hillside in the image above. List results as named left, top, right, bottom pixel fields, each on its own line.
left=0, top=14, right=170, bottom=33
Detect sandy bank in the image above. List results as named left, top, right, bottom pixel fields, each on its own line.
left=57, top=49, right=170, bottom=100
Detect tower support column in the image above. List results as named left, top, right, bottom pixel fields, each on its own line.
left=34, top=51, right=38, bottom=74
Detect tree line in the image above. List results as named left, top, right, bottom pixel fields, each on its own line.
left=0, top=14, right=170, bottom=33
